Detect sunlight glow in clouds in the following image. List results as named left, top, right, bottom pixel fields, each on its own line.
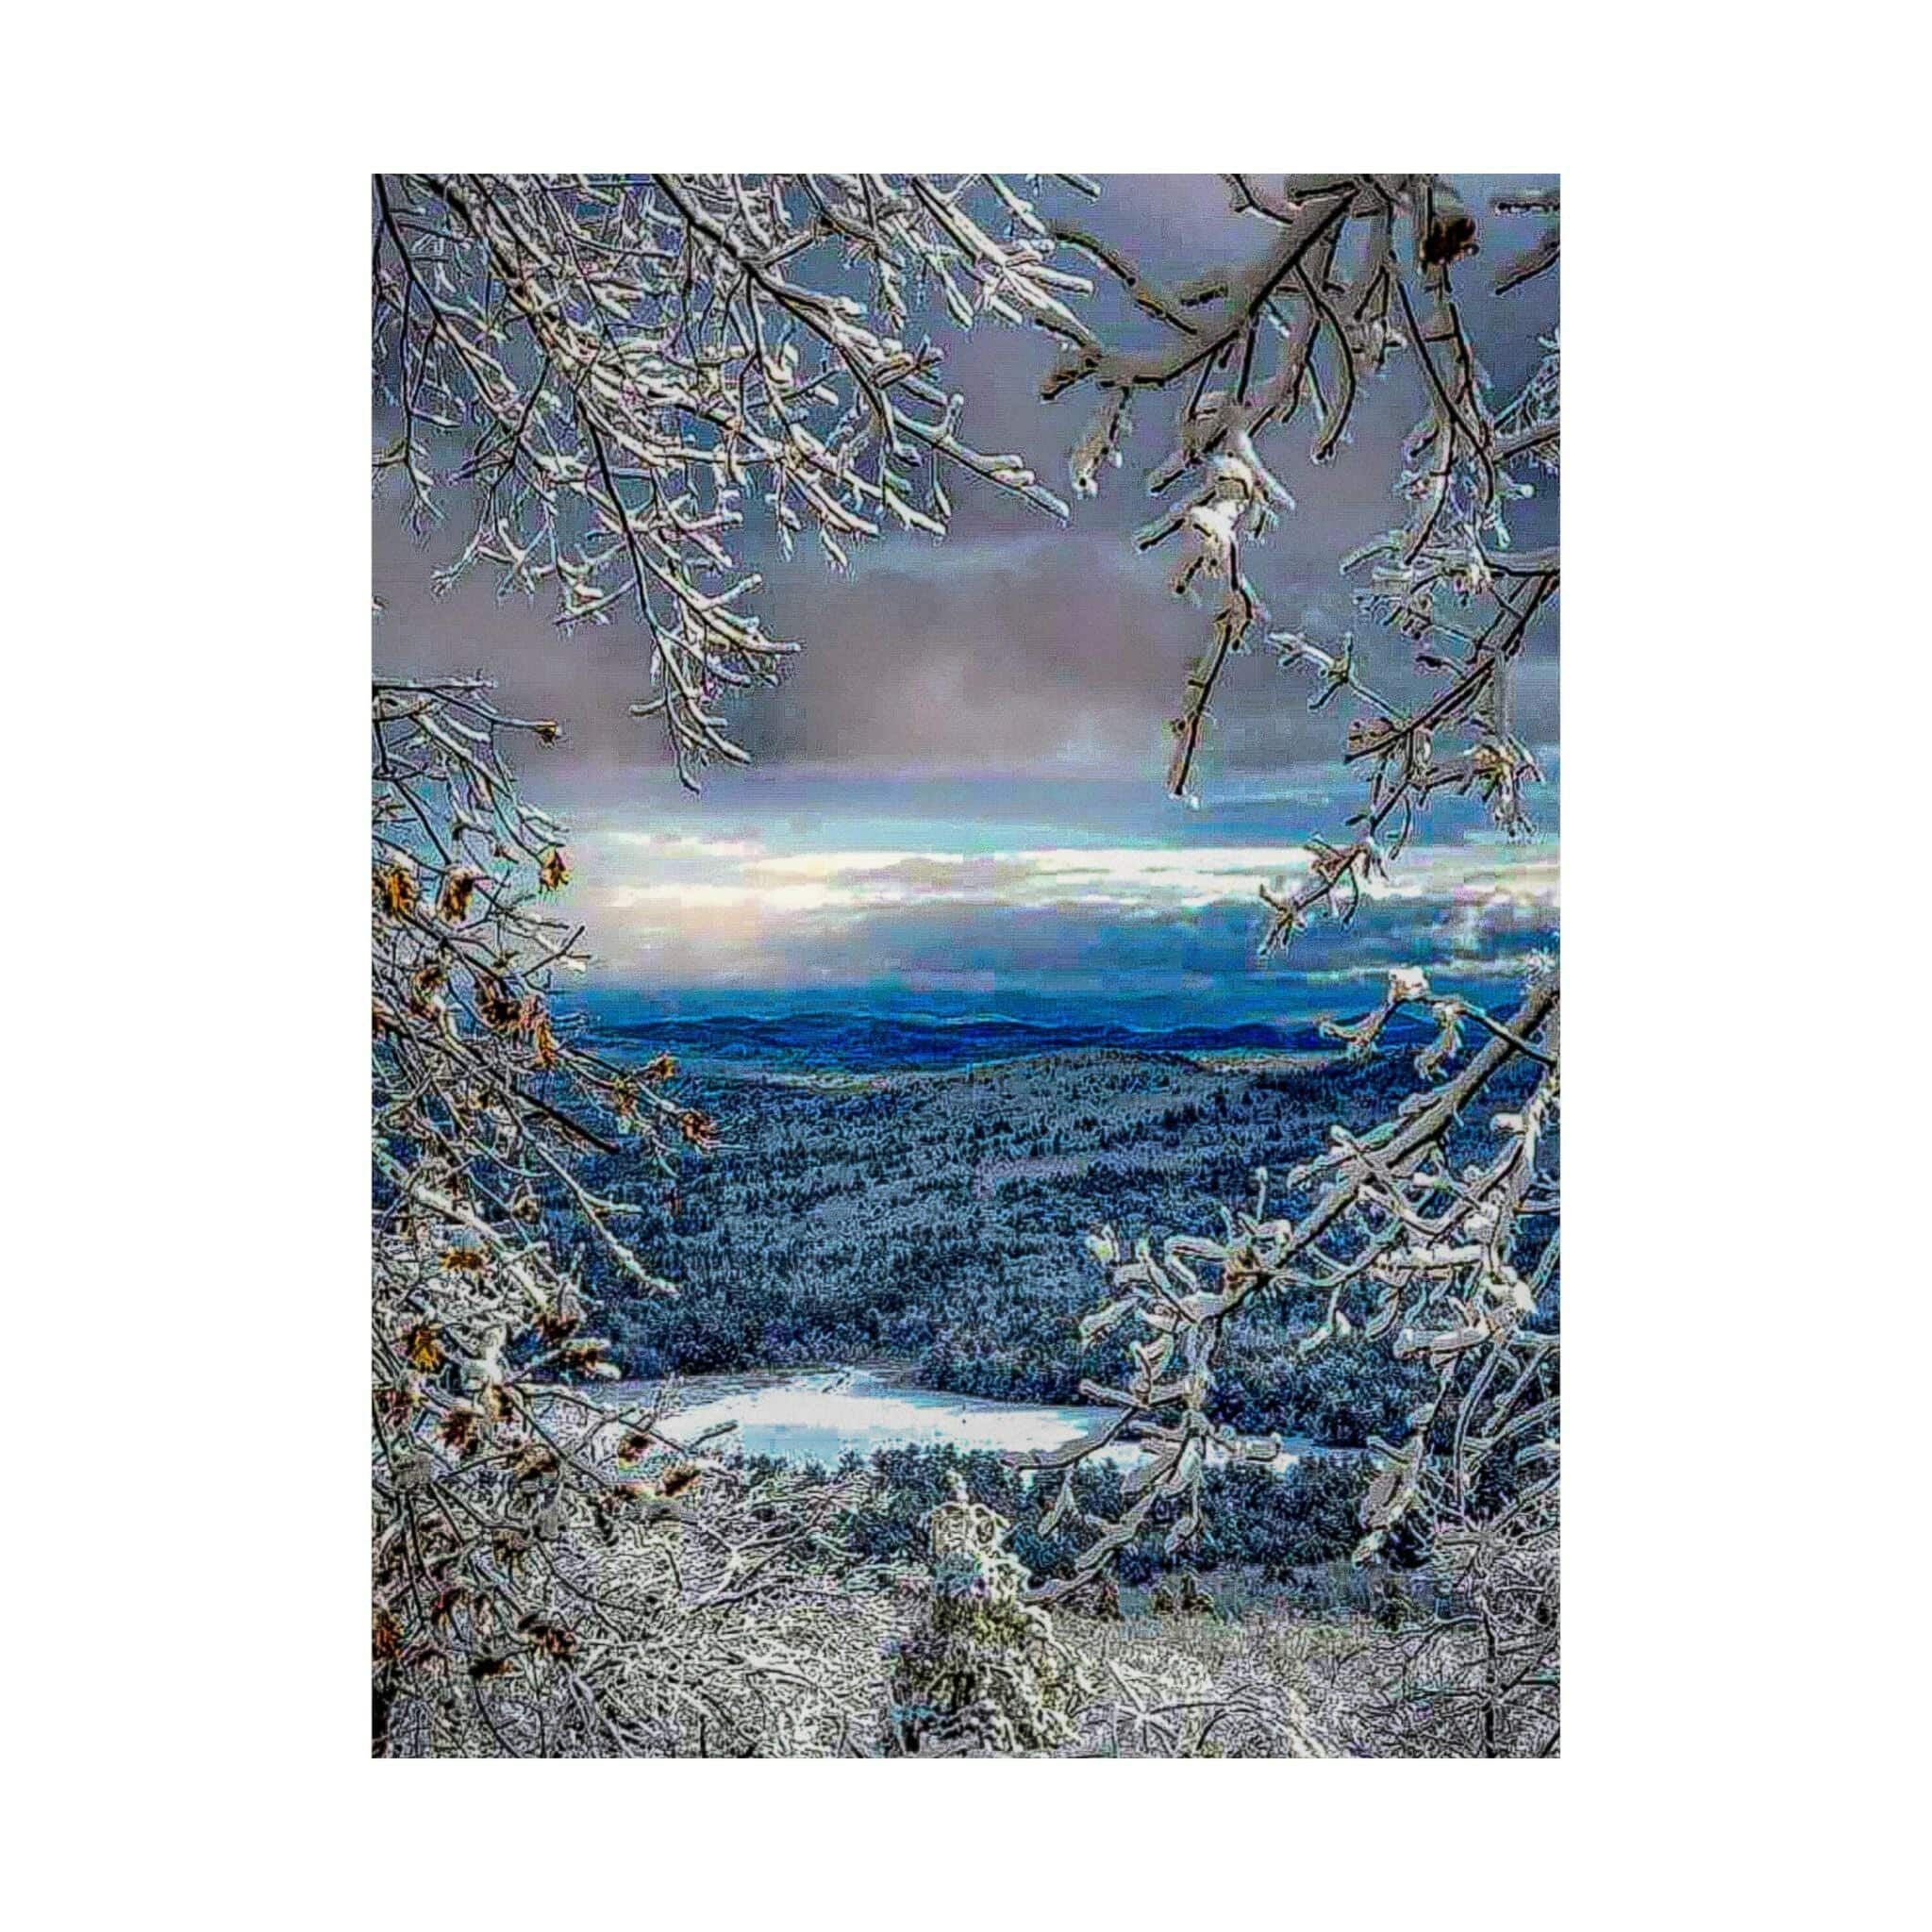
left=576, top=821, right=1559, bottom=993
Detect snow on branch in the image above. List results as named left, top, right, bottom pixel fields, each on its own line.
left=374, top=174, right=1095, bottom=788
left=1027, top=177, right=1561, bottom=1622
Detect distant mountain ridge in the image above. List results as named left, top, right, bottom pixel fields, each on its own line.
left=582, top=1007, right=1457, bottom=1073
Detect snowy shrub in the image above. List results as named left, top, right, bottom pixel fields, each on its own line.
left=887, top=1475, right=1085, bottom=1756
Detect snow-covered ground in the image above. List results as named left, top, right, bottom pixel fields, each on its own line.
left=609, top=1367, right=1313, bottom=1474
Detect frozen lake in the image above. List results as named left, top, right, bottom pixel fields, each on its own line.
left=605, top=1366, right=1314, bottom=1474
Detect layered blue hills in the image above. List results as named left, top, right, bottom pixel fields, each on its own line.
left=576, top=1003, right=1493, bottom=1073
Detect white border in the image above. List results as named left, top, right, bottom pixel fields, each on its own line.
left=8, top=2, right=1920, bottom=1924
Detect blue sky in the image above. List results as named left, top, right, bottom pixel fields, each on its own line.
left=373, top=175, right=1558, bottom=1021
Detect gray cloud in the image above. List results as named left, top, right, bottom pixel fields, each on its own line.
left=577, top=882, right=1558, bottom=1017
left=374, top=174, right=1557, bottom=809
left=571, top=820, right=1558, bottom=1007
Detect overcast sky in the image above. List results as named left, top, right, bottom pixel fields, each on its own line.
left=373, top=175, right=1558, bottom=1020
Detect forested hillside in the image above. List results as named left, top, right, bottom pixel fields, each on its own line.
left=574, top=1033, right=1557, bottom=1450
